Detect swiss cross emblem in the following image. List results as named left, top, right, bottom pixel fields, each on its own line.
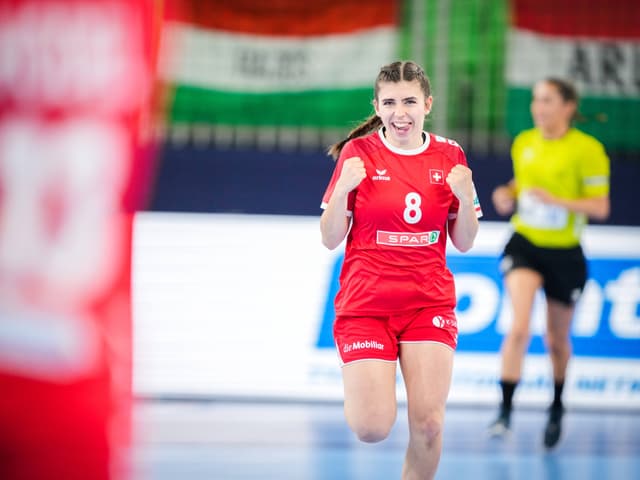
left=429, top=169, right=444, bottom=184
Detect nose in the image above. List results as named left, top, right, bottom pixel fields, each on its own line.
left=393, top=104, right=407, bottom=117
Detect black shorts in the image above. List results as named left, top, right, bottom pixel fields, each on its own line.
left=499, top=232, right=587, bottom=306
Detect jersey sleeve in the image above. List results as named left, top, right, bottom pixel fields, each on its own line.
left=320, top=141, right=357, bottom=215
left=579, top=137, right=610, bottom=198
left=447, top=146, right=483, bottom=220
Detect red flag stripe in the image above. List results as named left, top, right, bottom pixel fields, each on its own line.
left=512, top=0, right=640, bottom=39
left=164, top=0, right=398, bottom=36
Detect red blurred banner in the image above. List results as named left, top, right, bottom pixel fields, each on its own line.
left=0, top=1, right=161, bottom=478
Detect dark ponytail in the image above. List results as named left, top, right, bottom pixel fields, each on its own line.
left=327, top=115, right=382, bottom=160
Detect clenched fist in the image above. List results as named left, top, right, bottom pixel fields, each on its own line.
left=335, top=156, right=367, bottom=195
left=446, top=164, right=475, bottom=206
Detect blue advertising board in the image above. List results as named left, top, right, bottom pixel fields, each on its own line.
left=317, top=253, right=640, bottom=359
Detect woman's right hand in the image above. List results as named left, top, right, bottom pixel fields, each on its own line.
left=492, top=184, right=516, bottom=216
left=335, top=156, right=367, bottom=195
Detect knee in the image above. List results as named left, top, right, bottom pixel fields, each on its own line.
left=348, top=410, right=396, bottom=443
left=354, top=423, right=393, bottom=443
left=546, top=334, right=570, bottom=356
left=409, top=413, right=443, bottom=446
left=506, top=328, right=530, bottom=348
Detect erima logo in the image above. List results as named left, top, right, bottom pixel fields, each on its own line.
left=522, top=147, right=535, bottom=161
left=373, top=168, right=390, bottom=181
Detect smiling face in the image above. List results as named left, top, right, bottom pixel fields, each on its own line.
left=374, top=79, right=432, bottom=150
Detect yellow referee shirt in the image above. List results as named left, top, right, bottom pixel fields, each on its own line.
left=510, top=127, right=610, bottom=248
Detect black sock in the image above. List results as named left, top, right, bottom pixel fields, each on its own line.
left=552, top=380, right=565, bottom=409
left=500, top=380, right=518, bottom=411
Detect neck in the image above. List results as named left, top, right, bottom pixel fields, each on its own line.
left=540, top=124, right=571, bottom=140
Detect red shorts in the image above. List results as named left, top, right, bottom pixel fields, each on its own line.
left=333, top=307, right=458, bottom=365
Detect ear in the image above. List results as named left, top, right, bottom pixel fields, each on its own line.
left=424, top=96, right=433, bottom=115
left=373, top=99, right=381, bottom=117
left=564, top=100, right=577, bottom=121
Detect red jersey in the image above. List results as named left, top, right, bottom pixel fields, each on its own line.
left=321, top=128, right=482, bottom=316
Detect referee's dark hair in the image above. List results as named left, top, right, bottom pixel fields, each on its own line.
left=545, top=77, right=579, bottom=104
left=544, top=77, right=581, bottom=122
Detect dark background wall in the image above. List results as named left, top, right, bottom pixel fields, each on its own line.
left=148, top=144, right=639, bottom=227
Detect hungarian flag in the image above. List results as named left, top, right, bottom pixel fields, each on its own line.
left=506, top=0, right=640, bottom=150
left=159, top=0, right=398, bottom=129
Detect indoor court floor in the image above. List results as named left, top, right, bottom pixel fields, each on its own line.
left=132, top=400, right=640, bottom=480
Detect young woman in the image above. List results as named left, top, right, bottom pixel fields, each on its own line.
left=320, top=61, right=482, bottom=479
left=489, top=78, right=610, bottom=448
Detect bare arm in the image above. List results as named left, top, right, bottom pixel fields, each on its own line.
left=446, top=165, right=479, bottom=252
left=448, top=201, right=479, bottom=252
left=320, top=157, right=366, bottom=250
left=320, top=191, right=351, bottom=250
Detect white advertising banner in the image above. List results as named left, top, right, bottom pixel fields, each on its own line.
left=132, top=213, right=640, bottom=410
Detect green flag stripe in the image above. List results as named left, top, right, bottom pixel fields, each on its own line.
left=168, top=85, right=376, bottom=128
left=507, top=87, right=640, bottom=150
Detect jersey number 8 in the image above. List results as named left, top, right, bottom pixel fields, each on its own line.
left=403, top=192, right=422, bottom=224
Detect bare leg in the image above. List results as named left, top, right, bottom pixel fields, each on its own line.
left=543, top=298, right=574, bottom=448
left=341, top=360, right=398, bottom=443
left=399, top=343, right=454, bottom=480
left=545, top=299, right=574, bottom=382
left=500, top=268, right=543, bottom=381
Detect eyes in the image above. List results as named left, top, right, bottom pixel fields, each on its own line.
left=381, top=98, right=418, bottom=107
left=532, top=95, right=560, bottom=107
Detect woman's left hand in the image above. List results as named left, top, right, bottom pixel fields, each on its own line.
left=446, top=164, right=475, bottom=206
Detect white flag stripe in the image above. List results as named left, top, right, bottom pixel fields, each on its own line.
left=159, top=22, right=397, bottom=93
left=507, top=28, right=640, bottom=98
